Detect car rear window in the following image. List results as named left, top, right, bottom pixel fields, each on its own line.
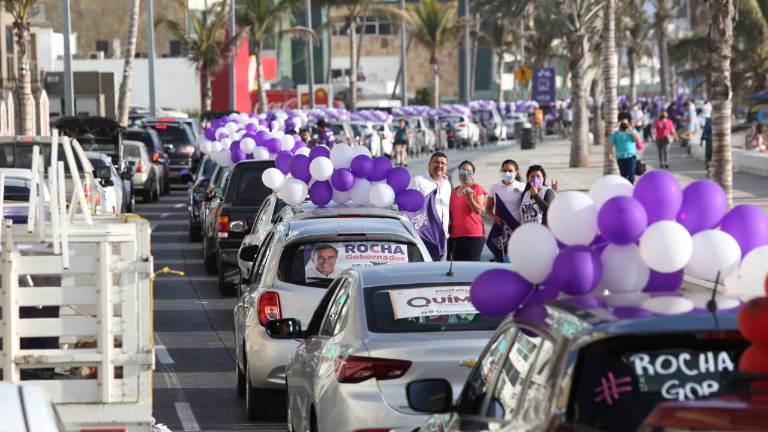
left=365, top=284, right=502, bottom=333
left=0, top=142, right=85, bottom=172
left=567, top=332, right=748, bottom=432
left=148, top=124, right=194, bottom=146
left=3, top=178, right=31, bottom=200
left=124, top=130, right=160, bottom=152
left=278, top=240, right=423, bottom=288
left=229, top=165, right=272, bottom=205
left=124, top=144, right=142, bottom=158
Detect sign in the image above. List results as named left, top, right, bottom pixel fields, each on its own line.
left=514, top=64, right=533, bottom=86
left=532, top=68, right=556, bottom=104
left=388, top=286, right=476, bottom=319
left=303, top=242, right=409, bottom=282
left=298, top=85, right=333, bottom=108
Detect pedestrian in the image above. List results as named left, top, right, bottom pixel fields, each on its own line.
left=411, top=151, right=452, bottom=248
left=561, top=105, right=573, bottom=139
left=683, top=100, right=698, bottom=147
left=533, top=106, right=545, bottom=141
left=299, top=127, right=312, bottom=145
left=701, top=117, right=713, bottom=172
left=749, top=124, right=767, bottom=153
left=393, top=118, right=410, bottom=167
left=485, top=159, right=525, bottom=262
left=448, top=160, right=487, bottom=261
left=653, top=111, right=676, bottom=169
left=630, top=104, right=644, bottom=134
left=313, top=119, right=336, bottom=148
left=519, top=164, right=556, bottom=225
left=610, top=118, right=642, bottom=183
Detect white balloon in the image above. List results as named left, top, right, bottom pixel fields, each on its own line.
left=281, top=135, right=295, bottom=152
left=214, top=128, right=228, bottom=140
left=199, top=139, right=212, bottom=154
left=295, top=147, right=311, bottom=157
left=309, top=157, right=334, bottom=181
left=588, top=175, right=634, bottom=208
left=604, top=292, right=650, bottom=307
left=738, top=245, right=768, bottom=300
left=262, top=168, right=285, bottom=191
left=350, top=145, right=372, bottom=158
left=252, top=147, right=270, bottom=161
left=225, top=121, right=239, bottom=133
left=211, top=141, right=223, bottom=152
left=333, top=188, right=351, bottom=205
left=600, top=244, right=651, bottom=293
left=220, top=138, right=232, bottom=150
left=272, top=130, right=285, bottom=139
left=369, top=183, right=395, bottom=208
left=641, top=296, right=694, bottom=315
left=350, top=179, right=372, bottom=206
left=240, top=137, right=256, bottom=153
left=278, top=178, right=308, bottom=206
left=239, top=113, right=251, bottom=123
left=507, top=223, right=558, bottom=284
left=684, top=291, right=740, bottom=310
left=548, top=191, right=598, bottom=246
left=639, top=221, right=694, bottom=273
left=685, top=230, right=742, bottom=281
left=330, top=143, right=354, bottom=168
left=216, top=150, right=234, bottom=167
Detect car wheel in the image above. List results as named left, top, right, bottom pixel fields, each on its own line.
left=188, top=222, right=202, bottom=242
left=217, top=254, right=236, bottom=297
left=204, top=237, right=217, bottom=274
left=236, top=353, right=246, bottom=398
left=245, top=365, right=271, bottom=420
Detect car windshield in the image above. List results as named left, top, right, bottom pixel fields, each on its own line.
left=278, top=240, right=423, bottom=288
left=0, top=142, right=85, bottom=172
left=148, top=124, right=194, bottom=146
left=365, top=284, right=503, bottom=333
left=3, top=177, right=31, bottom=200
left=124, top=144, right=142, bottom=158
left=567, top=332, right=748, bottom=432
left=197, top=158, right=216, bottom=179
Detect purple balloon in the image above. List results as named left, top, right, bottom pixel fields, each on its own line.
left=309, top=181, right=333, bottom=206
left=613, top=306, right=654, bottom=319
left=470, top=269, right=532, bottom=316
left=676, top=179, right=728, bottom=234
left=720, top=204, right=768, bottom=257
left=515, top=303, right=549, bottom=327
left=266, top=138, right=282, bottom=154
left=245, top=123, right=258, bottom=133
left=204, top=128, right=216, bottom=140
left=293, top=134, right=302, bottom=143
left=369, top=156, right=393, bottom=182
left=350, top=155, right=374, bottom=179
left=386, top=167, right=411, bottom=193
left=567, top=296, right=606, bottom=309
left=524, top=282, right=559, bottom=305
left=598, top=196, right=648, bottom=245
left=644, top=269, right=684, bottom=293
left=230, top=140, right=241, bottom=153
left=331, top=168, right=355, bottom=192
left=548, top=246, right=603, bottom=296
left=289, top=154, right=311, bottom=183
left=254, top=130, right=271, bottom=146
left=230, top=148, right=246, bottom=164
left=309, top=145, right=331, bottom=160
left=395, top=189, right=425, bottom=212
left=633, top=170, right=683, bottom=224
left=274, top=152, right=293, bottom=174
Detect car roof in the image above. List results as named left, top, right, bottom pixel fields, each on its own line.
left=354, top=261, right=511, bottom=288
left=288, top=202, right=404, bottom=220
left=0, top=136, right=55, bottom=144
left=84, top=151, right=111, bottom=161
left=285, top=217, right=412, bottom=241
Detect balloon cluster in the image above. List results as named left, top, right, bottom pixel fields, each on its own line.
left=261, top=142, right=426, bottom=210
left=472, top=171, right=768, bottom=318
left=306, top=107, right=350, bottom=123
left=468, top=100, right=497, bottom=112
left=392, top=105, right=431, bottom=118
left=350, top=110, right=392, bottom=124
left=498, top=100, right=540, bottom=115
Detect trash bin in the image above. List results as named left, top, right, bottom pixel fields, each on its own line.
left=521, top=123, right=535, bottom=150
left=514, top=120, right=525, bottom=140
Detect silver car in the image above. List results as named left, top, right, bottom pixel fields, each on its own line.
left=270, top=262, right=507, bottom=432
left=233, top=217, right=432, bottom=421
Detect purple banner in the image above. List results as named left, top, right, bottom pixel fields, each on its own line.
left=405, top=188, right=446, bottom=260
left=532, top=68, right=556, bottom=105
left=486, top=193, right=520, bottom=262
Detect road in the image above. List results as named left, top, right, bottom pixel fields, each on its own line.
left=146, top=142, right=511, bottom=431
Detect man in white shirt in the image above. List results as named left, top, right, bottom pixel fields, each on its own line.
left=630, top=105, right=644, bottom=132
left=411, top=151, right=451, bottom=241
left=701, top=100, right=713, bottom=119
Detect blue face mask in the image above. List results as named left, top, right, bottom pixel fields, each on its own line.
left=458, top=169, right=473, bottom=183
left=502, top=171, right=516, bottom=182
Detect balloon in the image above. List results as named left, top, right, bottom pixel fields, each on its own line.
left=254, top=130, right=271, bottom=145
left=369, top=183, right=396, bottom=208
left=351, top=145, right=372, bottom=158
left=330, top=143, right=354, bottom=168
left=641, top=296, right=694, bottom=315
left=281, top=135, right=295, bottom=152
left=600, top=244, right=650, bottom=293
left=507, top=223, right=559, bottom=284
left=205, top=127, right=216, bottom=140
left=220, top=138, right=232, bottom=150
left=211, top=140, right=223, bottom=153
left=309, top=180, right=333, bottom=206
left=676, top=179, right=728, bottom=234
left=524, top=282, right=559, bottom=305
left=199, top=139, right=212, bottom=154
left=548, top=246, right=602, bottom=296
left=588, top=175, right=634, bottom=208
left=739, top=345, right=768, bottom=374
left=332, top=188, right=351, bottom=205
left=720, top=204, right=768, bottom=257
left=613, top=307, right=654, bottom=319
left=261, top=168, right=285, bottom=191
left=217, top=149, right=233, bottom=167
left=309, top=157, right=334, bottom=181
left=396, top=189, right=425, bottom=212
left=274, top=152, right=293, bottom=174
left=230, top=148, right=246, bottom=164
left=685, top=230, right=741, bottom=281
left=515, top=303, right=549, bottom=328
left=738, top=298, right=768, bottom=345
left=386, top=167, right=411, bottom=193
left=470, top=269, right=533, bottom=316
left=639, top=221, right=693, bottom=273
left=350, top=179, right=372, bottom=206
left=633, top=170, right=683, bottom=224
left=289, top=154, right=311, bottom=183
left=295, top=147, right=311, bottom=157
left=278, top=178, right=308, bottom=206
left=225, top=121, right=239, bottom=133
left=240, top=137, right=256, bottom=153
left=605, top=292, right=650, bottom=307
left=350, top=155, right=374, bottom=179
left=739, top=246, right=768, bottom=300
left=309, top=145, right=331, bottom=160
left=252, top=147, right=270, bottom=161
left=331, top=168, right=355, bottom=192
left=598, top=196, right=648, bottom=245
left=548, top=191, right=598, bottom=246
left=266, top=138, right=282, bottom=154
left=644, top=270, right=684, bottom=293
left=369, top=156, right=393, bottom=181
left=214, top=128, right=228, bottom=141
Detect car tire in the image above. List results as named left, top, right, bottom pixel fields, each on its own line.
left=188, top=222, right=202, bottom=242
left=245, top=366, right=271, bottom=421
left=203, top=237, right=217, bottom=274
left=217, top=254, right=236, bottom=297
left=236, top=356, right=246, bottom=398
left=141, top=186, right=152, bottom=203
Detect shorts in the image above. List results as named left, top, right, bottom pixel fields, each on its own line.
left=394, top=141, right=408, bottom=146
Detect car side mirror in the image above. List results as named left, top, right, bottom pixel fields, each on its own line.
left=93, top=166, right=112, bottom=182
left=120, top=169, right=133, bottom=181
left=213, top=187, right=223, bottom=198
left=265, top=318, right=303, bottom=339
left=239, top=244, right=260, bottom=262
left=406, top=379, right=453, bottom=414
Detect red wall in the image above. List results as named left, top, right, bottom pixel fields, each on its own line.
left=208, top=32, right=252, bottom=113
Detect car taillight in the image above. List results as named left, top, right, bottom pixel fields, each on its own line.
left=257, top=291, right=282, bottom=325
left=135, top=161, right=143, bottom=173
left=458, top=123, right=467, bottom=128
left=84, top=182, right=93, bottom=202
left=151, top=151, right=160, bottom=162
left=180, top=146, right=195, bottom=156
left=335, top=355, right=412, bottom=384
left=217, top=215, right=229, bottom=237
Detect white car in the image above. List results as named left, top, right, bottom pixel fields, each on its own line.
left=123, top=140, right=160, bottom=203
left=503, top=113, right=528, bottom=139
left=1, top=168, right=51, bottom=224
left=371, top=121, right=395, bottom=156
left=439, top=115, right=480, bottom=147
left=86, top=152, right=127, bottom=215
left=349, top=121, right=383, bottom=156
left=277, top=261, right=507, bottom=432
left=0, top=382, right=66, bottom=431
left=233, top=216, right=432, bottom=420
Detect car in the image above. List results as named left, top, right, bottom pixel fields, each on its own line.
left=0, top=382, right=66, bottom=431
left=233, top=217, right=432, bottom=420
left=275, top=261, right=507, bottom=432
left=123, top=127, right=170, bottom=195
left=142, top=117, right=199, bottom=183
left=438, top=114, right=480, bottom=147
left=123, top=140, right=159, bottom=203
left=201, top=165, right=232, bottom=274
left=502, top=113, right=527, bottom=140
left=409, top=291, right=749, bottom=432
left=86, top=151, right=131, bottom=213
left=350, top=121, right=383, bottom=156
left=327, top=120, right=355, bottom=145
left=472, top=107, right=506, bottom=141
left=371, top=120, right=395, bottom=156
left=185, top=154, right=217, bottom=242
left=396, top=115, right=436, bottom=156
left=1, top=168, right=51, bottom=224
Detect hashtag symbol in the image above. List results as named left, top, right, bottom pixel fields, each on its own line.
left=594, top=372, right=633, bottom=405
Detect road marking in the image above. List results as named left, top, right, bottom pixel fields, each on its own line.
left=174, top=203, right=185, bottom=208
left=155, top=345, right=174, bottom=364
left=160, top=212, right=171, bottom=218
left=174, top=402, right=201, bottom=431
left=155, top=333, right=201, bottom=431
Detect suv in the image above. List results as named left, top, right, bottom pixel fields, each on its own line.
left=142, top=118, right=199, bottom=183
left=123, top=127, right=170, bottom=195
left=202, top=166, right=232, bottom=273
left=185, top=155, right=216, bottom=241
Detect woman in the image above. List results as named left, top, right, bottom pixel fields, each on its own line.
left=393, top=119, right=410, bottom=167
left=485, top=160, right=525, bottom=262
left=449, top=160, right=487, bottom=261
left=519, top=165, right=556, bottom=225
left=610, top=119, right=642, bottom=183
left=653, top=111, right=676, bottom=169
left=750, top=124, right=767, bottom=153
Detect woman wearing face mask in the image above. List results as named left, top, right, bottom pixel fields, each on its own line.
left=449, top=160, right=487, bottom=261
left=485, top=160, right=525, bottom=262
left=520, top=165, right=556, bottom=225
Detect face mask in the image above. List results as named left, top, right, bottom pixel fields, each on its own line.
left=531, top=177, right=543, bottom=188
left=502, top=171, right=516, bottom=182
left=458, top=169, right=473, bottom=182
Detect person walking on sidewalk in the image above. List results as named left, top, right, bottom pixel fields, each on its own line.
left=533, top=107, right=545, bottom=141
left=519, top=164, right=556, bottom=226
left=653, top=111, right=677, bottom=169
left=393, top=118, right=410, bottom=167
left=610, top=119, right=642, bottom=183
left=485, top=160, right=525, bottom=262
left=411, top=152, right=452, bottom=248
left=449, top=160, right=487, bottom=261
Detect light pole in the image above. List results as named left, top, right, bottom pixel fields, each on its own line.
left=399, top=0, right=407, bottom=106
left=228, top=0, right=236, bottom=111
left=305, top=0, right=315, bottom=108
left=463, top=0, right=471, bottom=104
left=146, top=0, right=158, bottom=117
left=62, top=0, right=74, bottom=116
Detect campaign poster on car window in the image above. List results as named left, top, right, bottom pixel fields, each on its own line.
left=388, top=286, right=477, bottom=320
left=303, top=242, right=409, bottom=282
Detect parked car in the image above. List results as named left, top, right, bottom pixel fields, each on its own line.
left=236, top=193, right=290, bottom=289
left=0, top=382, right=66, bottom=431
left=409, top=292, right=748, bottom=432
left=396, top=115, right=436, bottom=156
left=371, top=120, right=395, bottom=156
left=185, top=154, right=216, bottom=242
left=86, top=151, right=132, bottom=213
left=350, top=121, right=383, bottom=156
left=503, top=113, right=527, bottom=140
left=438, top=114, right=480, bottom=147
left=278, top=261, right=507, bottom=432
left=123, top=127, right=170, bottom=195
left=1, top=168, right=50, bottom=224
left=327, top=120, right=355, bottom=145
left=233, top=216, right=432, bottom=420
left=472, top=108, right=506, bottom=141
left=142, top=117, right=199, bottom=183
left=123, top=140, right=159, bottom=203
left=201, top=166, right=232, bottom=274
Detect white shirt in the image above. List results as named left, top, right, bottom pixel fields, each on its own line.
left=305, top=263, right=342, bottom=280
left=631, top=108, right=644, bottom=125
left=701, top=102, right=713, bottom=119
left=489, top=181, right=525, bottom=222
left=411, top=172, right=451, bottom=237
left=520, top=187, right=551, bottom=224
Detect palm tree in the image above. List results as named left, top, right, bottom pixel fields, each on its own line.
left=710, top=0, right=735, bottom=206
left=407, top=0, right=462, bottom=108
left=3, top=0, right=38, bottom=135
left=117, top=0, right=141, bottom=126
left=622, top=0, right=652, bottom=103
left=653, top=0, right=674, bottom=98
left=157, top=2, right=243, bottom=112
left=602, top=0, right=618, bottom=175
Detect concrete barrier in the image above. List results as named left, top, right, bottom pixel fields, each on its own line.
left=689, top=139, right=768, bottom=178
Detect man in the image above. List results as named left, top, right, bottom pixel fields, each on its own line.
left=533, top=107, right=544, bottom=141
left=411, top=152, right=451, bottom=243
left=700, top=100, right=713, bottom=173
left=683, top=100, right=698, bottom=147
left=630, top=104, right=644, bottom=133
left=305, top=244, right=341, bottom=279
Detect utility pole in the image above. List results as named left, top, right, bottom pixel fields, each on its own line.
left=306, top=0, right=315, bottom=108
left=399, top=0, right=407, bottom=106
left=146, top=0, right=158, bottom=116
left=228, top=0, right=236, bottom=111
left=463, top=0, right=471, bottom=104
left=62, top=0, right=74, bottom=116
left=520, top=18, right=526, bottom=100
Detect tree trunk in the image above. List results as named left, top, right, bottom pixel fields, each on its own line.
left=469, top=13, right=480, bottom=100
left=255, top=40, right=267, bottom=113
left=117, top=0, right=141, bottom=126
left=348, top=15, right=358, bottom=111
left=356, top=10, right=367, bottom=70
left=710, top=0, right=734, bottom=206
left=202, top=69, right=212, bottom=112
left=656, top=0, right=670, bottom=97
left=568, top=31, right=590, bottom=168
left=496, top=50, right=505, bottom=105
left=14, top=21, right=34, bottom=135
left=592, top=77, right=605, bottom=149
left=431, top=56, right=440, bottom=108
left=602, top=0, right=619, bottom=174
left=627, top=48, right=637, bottom=104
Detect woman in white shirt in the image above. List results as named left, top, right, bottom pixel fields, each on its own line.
left=485, top=160, right=525, bottom=261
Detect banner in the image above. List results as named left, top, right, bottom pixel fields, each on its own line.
left=486, top=193, right=521, bottom=262
left=404, top=188, right=446, bottom=260
left=388, top=286, right=476, bottom=319
left=532, top=68, right=556, bottom=104
left=303, top=242, right=409, bottom=282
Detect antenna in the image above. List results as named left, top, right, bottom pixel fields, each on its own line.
left=706, top=271, right=721, bottom=329
left=446, top=243, right=455, bottom=277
